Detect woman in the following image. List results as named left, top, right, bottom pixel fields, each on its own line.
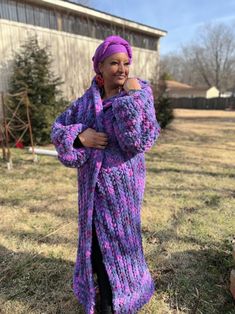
left=51, top=35, right=161, bottom=314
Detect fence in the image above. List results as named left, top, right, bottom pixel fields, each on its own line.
left=169, top=97, right=235, bottom=110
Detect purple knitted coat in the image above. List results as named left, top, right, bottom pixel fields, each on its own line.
left=51, top=77, right=161, bottom=314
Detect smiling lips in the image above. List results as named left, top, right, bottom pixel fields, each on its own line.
left=116, top=75, right=126, bottom=79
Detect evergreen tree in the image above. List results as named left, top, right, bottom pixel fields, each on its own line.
left=8, top=35, right=68, bottom=145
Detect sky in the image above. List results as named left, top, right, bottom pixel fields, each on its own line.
left=87, top=0, right=235, bottom=55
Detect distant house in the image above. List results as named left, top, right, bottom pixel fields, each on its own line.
left=159, top=80, right=220, bottom=99
left=220, top=91, right=234, bottom=98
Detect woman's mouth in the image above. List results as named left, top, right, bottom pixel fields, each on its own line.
left=116, top=75, right=126, bottom=79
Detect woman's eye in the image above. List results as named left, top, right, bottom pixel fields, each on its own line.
left=110, top=61, right=130, bottom=66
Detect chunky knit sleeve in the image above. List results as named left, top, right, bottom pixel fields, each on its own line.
left=50, top=98, right=91, bottom=168
left=112, top=80, right=161, bottom=154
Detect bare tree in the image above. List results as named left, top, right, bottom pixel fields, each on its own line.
left=160, top=53, right=184, bottom=80
left=161, top=22, right=235, bottom=93
left=188, top=23, right=235, bottom=92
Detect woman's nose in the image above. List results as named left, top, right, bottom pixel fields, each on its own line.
left=118, top=63, right=125, bottom=72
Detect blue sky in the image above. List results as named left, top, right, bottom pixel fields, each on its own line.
left=89, top=0, right=235, bottom=55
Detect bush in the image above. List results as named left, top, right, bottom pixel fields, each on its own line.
left=151, top=78, right=174, bottom=129
left=155, top=95, right=174, bottom=128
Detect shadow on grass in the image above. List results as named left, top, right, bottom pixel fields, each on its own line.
left=146, top=156, right=235, bottom=170
left=0, top=246, right=84, bottom=314
left=1, top=227, right=77, bottom=246
left=150, top=245, right=234, bottom=314
left=147, top=166, right=235, bottom=178
left=0, top=196, right=78, bottom=220
left=0, top=245, right=85, bottom=314
left=142, top=206, right=234, bottom=313
left=146, top=186, right=235, bottom=199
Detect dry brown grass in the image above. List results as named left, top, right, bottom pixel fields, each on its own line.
left=0, top=109, right=234, bottom=313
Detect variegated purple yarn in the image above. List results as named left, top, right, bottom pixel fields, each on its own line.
left=51, top=77, right=161, bottom=314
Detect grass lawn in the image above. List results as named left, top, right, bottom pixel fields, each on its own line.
left=0, top=109, right=234, bottom=314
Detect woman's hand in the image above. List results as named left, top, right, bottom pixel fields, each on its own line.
left=123, top=77, right=141, bottom=92
left=78, top=128, right=108, bottom=149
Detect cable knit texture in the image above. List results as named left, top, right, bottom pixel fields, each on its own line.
left=51, top=77, right=161, bottom=314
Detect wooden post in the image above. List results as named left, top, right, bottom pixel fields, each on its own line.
left=0, top=92, right=6, bottom=160
left=1, top=92, right=12, bottom=169
left=24, top=93, right=37, bottom=162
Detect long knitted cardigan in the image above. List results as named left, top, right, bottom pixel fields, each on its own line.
left=51, top=77, right=161, bottom=314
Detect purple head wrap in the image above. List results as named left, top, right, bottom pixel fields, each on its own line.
left=92, top=35, right=132, bottom=74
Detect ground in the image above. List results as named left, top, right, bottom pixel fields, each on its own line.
left=0, top=109, right=234, bottom=313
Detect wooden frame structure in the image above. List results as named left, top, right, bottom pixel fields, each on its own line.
left=0, top=91, right=35, bottom=169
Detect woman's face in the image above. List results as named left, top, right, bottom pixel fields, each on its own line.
left=98, top=52, right=130, bottom=88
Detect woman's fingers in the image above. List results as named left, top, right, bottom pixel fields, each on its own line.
left=94, top=138, right=108, bottom=147
left=95, top=134, right=108, bottom=141
left=95, top=132, right=108, bottom=146
left=95, top=144, right=106, bottom=149
left=96, top=132, right=108, bottom=140
left=78, top=128, right=109, bottom=148
left=123, top=77, right=141, bottom=92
